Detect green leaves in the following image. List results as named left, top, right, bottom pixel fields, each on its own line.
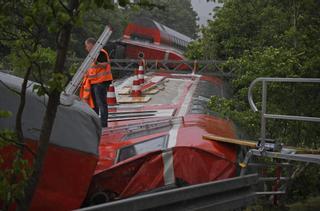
left=47, top=72, right=68, bottom=92
left=185, top=40, right=204, bottom=60
left=0, top=110, right=12, bottom=118
left=0, top=151, right=31, bottom=208
left=199, top=0, right=320, bottom=148
left=118, top=0, right=130, bottom=7
left=32, top=72, right=68, bottom=96
left=32, top=84, right=47, bottom=96
left=0, top=109, right=31, bottom=208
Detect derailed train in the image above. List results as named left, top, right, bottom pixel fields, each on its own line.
left=0, top=18, right=239, bottom=210
left=108, top=17, right=192, bottom=61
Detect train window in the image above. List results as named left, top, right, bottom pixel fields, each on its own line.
left=116, top=135, right=168, bottom=163
left=131, top=33, right=154, bottom=43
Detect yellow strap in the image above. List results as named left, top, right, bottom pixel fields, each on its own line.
left=203, top=134, right=257, bottom=148
left=239, top=162, right=247, bottom=168
left=203, top=134, right=320, bottom=154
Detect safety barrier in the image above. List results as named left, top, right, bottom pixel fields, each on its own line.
left=76, top=174, right=258, bottom=211
left=109, top=59, right=232, bottom=76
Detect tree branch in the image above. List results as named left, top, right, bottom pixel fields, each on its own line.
left=15, top=65, right=32, bottom=143
left=58, top=0, right=72, bottom=14
left=0, top=134, right=36, bottom=157
left=0, top=80, right=21, bottom=95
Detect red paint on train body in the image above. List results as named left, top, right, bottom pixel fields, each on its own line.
left=84, top=72, right=238, bottom=204
left=112, top=17, right=192, bottom=64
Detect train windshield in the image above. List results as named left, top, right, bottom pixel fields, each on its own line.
left=131, top=33, right=154, bottom=43
left=116, top=135, right=168, bottom=163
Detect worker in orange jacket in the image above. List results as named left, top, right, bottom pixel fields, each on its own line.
left=80, top=37, right=112, bottom=127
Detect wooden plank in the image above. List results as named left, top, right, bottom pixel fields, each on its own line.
left=118, top=87, right=131, bottom=95
left=143, top=87, right=160, bottom=95
left=141, top=76, right=166, bottom=92
left=117, top=96, right=151, bottom=103
left=204, top=134, right=320, bottom=156
left=203, top=134, right=257, bottom=148
left=149, top=76, right=165, bottom=83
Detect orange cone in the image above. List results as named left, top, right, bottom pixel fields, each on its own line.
left=138, top=62, right=145, bottom=84
left=107, top=83, right=117, bottom=105
left=131, top=78, right=142, bottom=97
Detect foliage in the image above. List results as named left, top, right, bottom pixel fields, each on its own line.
left=184, top=40, right=204, bottom=59
left=0, top=110, right=31, bottom=210
left=288, top=164, right=320, bottom=202
left=196, top=0, right=320, bottom=148
left=0, top=0, right=146, bottom=209
left=0, top=154, right=31, bottom=210
left=198, top=0, right=320, bottom=205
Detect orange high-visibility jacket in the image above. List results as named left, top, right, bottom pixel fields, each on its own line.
left=87, top=49, right=112, bottom=84
left=80, top=49, right=112, bottom=107
left=79, top=75, right=94, bottom=108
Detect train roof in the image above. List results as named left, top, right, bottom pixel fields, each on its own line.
left=132, top=17, right=193, bottom=43
left=0, top=72, right=101, bottom=156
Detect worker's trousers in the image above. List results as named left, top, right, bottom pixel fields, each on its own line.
left=91, top=81, right=111, bottom=128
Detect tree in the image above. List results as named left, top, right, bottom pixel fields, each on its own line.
left=0, top=0, right=152, bottom=210
left=193, top=0, right=320, bottom=203
left=191, top=0, right=320, bottom=146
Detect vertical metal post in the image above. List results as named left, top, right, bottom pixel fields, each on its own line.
left=192, top=60, right=197, bottom=75
left=240, top=150, right=253, bottom=176
left=260, top=81, right=267, bottom=148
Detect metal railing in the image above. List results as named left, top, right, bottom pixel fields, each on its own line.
left=110, top=59, right=233, bottom=76
left=248, top=77, right=320, bottom=148
left=76, top=174, right=258, bottom=211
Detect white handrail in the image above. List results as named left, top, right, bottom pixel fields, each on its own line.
left=248, top=77, right=320, bottom=112
left=247, top=77, right=320, bottom=148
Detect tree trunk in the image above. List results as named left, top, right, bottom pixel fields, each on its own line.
left=15, top=66, right=32, bottom=143
left=17, top=0, right=79, bottom=210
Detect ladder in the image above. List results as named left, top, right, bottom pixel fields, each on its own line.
left=64, top=26, right=112, bottom=95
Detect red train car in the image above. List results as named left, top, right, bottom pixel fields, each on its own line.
left=110, top=17, right=193, bottom=61
left=83, top=72, right=238, bottom=205
left=0, top=72, right=101, bottom=211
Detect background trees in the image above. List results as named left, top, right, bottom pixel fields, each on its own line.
left=187, top=0, right=320, bottom=147
left=187, top=0, right=320, bottom=204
